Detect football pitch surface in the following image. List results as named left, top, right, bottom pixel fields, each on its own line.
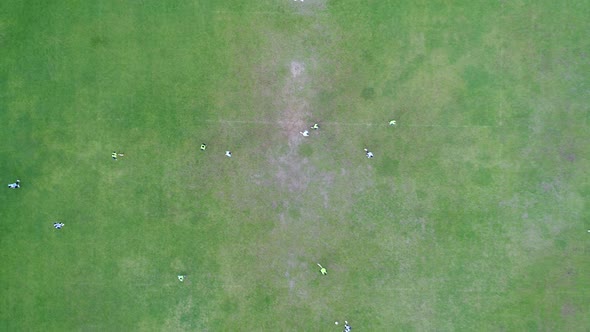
left=1, top=1, right=589, bottom=330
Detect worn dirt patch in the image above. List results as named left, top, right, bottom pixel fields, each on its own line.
left=273, top=154, right=312, bottom=192
left=278, top=61, right=312, bottom=147
left=279, top=101, right=310, bottom=148
left=290, top=61, right=305, bottom=78
left=292, top=0, right=328, bottom=16
left=561, top=303, right=576, bottom=317
left=284, top=252, right=308, bottom=297
left=270, top=60, right=317, bottom=192
left=558, top=143, right=577, bottom=162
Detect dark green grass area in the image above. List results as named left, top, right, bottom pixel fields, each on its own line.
left=1, top=0, right=589, bottom=330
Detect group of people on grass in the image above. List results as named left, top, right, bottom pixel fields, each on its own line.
left=7, top=179, right=64, bottom=229
left=300, top=121, right=384, bottom=158
left=6, top=119, right=397, bottom=329
left=197, top=120, right=395, bottom=160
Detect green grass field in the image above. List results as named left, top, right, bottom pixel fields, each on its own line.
left=1, top=1, right=589, bottom=330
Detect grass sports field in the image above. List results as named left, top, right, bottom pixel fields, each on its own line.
left=1, top=1, right=589, bottom=330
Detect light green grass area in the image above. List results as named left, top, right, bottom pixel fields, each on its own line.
left=1, top=1, right=589, bottom=330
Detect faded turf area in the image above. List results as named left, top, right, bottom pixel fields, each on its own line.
left=1, top=1, right=589, bottom=330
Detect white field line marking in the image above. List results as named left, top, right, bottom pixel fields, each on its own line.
left=205, top=119, right=499, bottom=128
left=214, top=10, right=330, bottom=16
left=60, top=281, right=588, bottom=295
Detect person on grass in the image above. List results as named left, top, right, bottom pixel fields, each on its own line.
left=344, top=321, right=352, bottom=331
left=8, top=180, right=20, bottom=189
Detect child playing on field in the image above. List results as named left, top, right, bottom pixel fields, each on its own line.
left=112, top=151, right=124, bottom=160
left=344, top=321, right=352, bottom=332
left=364, top=148, right=374, bottom=158
left=8, top=180, right=20, bottom=189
